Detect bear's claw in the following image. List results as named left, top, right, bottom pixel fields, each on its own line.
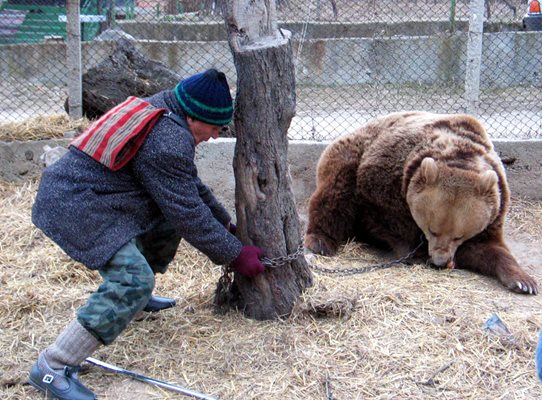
left=304, top=234, right=338, bottom=256
left=510, top=280, right=538, bottom=295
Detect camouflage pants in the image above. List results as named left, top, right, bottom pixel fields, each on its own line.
left=77, top=220, right=181, bottom=345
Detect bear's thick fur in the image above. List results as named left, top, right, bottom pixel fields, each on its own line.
left=305, top=111, right=538, bottom=294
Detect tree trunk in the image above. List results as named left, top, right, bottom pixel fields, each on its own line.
left=165, top=0, right=177, bottom=15
left=216, top=0, right=312, bottom=320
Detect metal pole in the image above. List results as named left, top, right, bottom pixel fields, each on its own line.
left=449, top=0, right=457, bottom=32
left=464, top=0, right=484, bottom=116
left=86, top=357, right=218, bottom=400
left=66, top=0, right=83, bottom=119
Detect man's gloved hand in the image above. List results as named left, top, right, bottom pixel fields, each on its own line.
left=230, top=245, right=265, bottom=278
left=227, top=222, right=237, bottom=235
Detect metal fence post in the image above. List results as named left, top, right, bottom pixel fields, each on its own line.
left=465, top=0, right=484, bottom=117
left=66, top=0, right=83, bottom=119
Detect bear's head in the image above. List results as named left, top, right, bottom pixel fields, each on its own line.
left=406, top=157, right=500, bottom=267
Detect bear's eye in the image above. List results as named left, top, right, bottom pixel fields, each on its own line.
left=429, top=229, right=440, bottom=237
left=453, top=236, right=464, bottom=241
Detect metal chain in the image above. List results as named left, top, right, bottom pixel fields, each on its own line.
left=259, top=236, right=425, bottom=276
left=218, top=236, right=425, bottom=283
left=306, top=237, right=425, bottom=276
left=261, top=244, right=305, bottom=268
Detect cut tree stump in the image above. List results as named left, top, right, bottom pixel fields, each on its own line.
left=214, top=0, right=313, bottom=320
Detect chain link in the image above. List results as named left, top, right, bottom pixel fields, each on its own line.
left=218, top=236, right=425, bottom=282
left=306, top=237, right=425, bottom=276
left=261, top=244, right=305, bottom=268
left=259, top=236, right=425, bottom=276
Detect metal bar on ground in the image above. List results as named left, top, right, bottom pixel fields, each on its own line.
left=86, top=357, right=218, bottom=400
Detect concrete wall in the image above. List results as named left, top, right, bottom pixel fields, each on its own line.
left=194, top=139, right=542, bottom=215
left=116, top=20, right=523, bottom=41
left=1, top=139, right=541, bottom=217
left=2, top=31, right=540, bottom=89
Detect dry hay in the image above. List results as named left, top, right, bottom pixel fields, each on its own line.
left=1, top=180, right=542, bottom=400
left=507, top=197, right=542, bottom=243
left=0, top=115, right=89, bottom=142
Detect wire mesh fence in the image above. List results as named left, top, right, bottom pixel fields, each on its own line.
left=0, top=0, right=540, bottom=140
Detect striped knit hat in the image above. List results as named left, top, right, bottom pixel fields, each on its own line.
left=174, top=69, right=233, bottom=126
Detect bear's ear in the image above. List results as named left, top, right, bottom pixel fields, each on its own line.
left=477, top=170, right=498, bottom=195
left=420, top=157, right=439, bottom=186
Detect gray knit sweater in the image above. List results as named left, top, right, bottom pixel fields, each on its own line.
left=32, top=90, right=242, bottom=269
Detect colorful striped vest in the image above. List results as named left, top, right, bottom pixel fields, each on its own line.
left=70, top=96, right=167, bottom=171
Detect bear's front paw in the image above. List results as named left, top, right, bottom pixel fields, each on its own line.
left=503, top=272, right=539, bottom=295
left=304, top=233, right=338, bottom=256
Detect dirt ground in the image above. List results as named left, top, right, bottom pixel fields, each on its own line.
left=1, top=178, right=541, bottom=400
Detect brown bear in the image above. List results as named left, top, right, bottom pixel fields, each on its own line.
left=304, top=111, right=538, bottom=295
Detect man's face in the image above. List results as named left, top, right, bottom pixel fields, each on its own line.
left=187, top=117, right=223, bottom=145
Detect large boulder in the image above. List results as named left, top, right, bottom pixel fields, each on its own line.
left=65, top=38, right=181, bottom=119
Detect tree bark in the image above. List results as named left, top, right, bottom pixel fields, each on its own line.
left=216, top=0, right=312, bottom=320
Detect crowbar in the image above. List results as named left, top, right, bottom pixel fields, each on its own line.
left=86, top=357, right=218, bottom=400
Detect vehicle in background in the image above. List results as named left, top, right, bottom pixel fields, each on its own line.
left=523, top=0, right=542, bottom=31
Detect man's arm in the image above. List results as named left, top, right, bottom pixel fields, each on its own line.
left=132, top=121, right=242, bottom=265
left=194, top=175, right=232, bottom=227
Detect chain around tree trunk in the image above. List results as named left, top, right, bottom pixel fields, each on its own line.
left=214, top=236, right=426, bottom=313
left=261, top=245, right=306, bottom=268
left=215, top=237, right=425, bottom=307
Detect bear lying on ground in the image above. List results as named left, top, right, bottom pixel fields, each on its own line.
left=304, top=111, right=538, bottom=295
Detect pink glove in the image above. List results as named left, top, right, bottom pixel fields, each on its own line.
left=230, top=245, right=265, bottom=278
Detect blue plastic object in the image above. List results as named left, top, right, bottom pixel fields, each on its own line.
left=483, top=313, right=512, bottom=337
left=536, top=329, right=542, bottom=381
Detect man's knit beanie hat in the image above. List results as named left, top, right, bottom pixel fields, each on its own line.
left=174, top=69, right=233, bottom=126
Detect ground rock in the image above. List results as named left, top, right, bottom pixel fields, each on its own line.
left=65, top=38, right=181, bottom=119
